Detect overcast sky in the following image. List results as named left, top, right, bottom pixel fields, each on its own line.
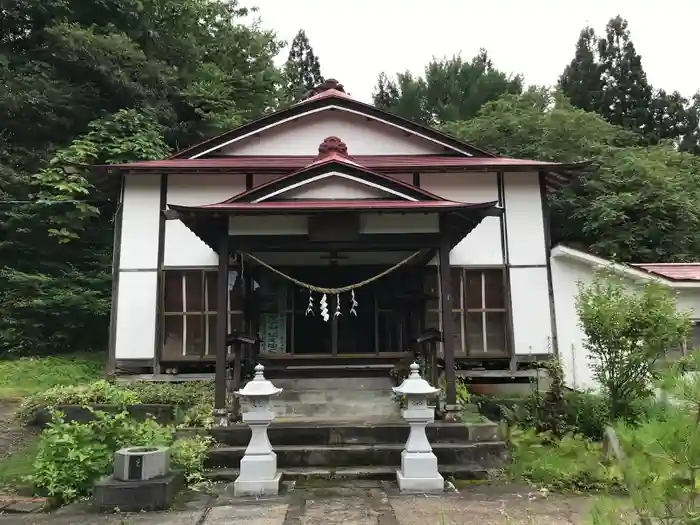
left=249, top=0, right=699, bottom=103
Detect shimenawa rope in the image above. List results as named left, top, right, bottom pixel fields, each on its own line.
left=238, top=250, right=422, bottom=294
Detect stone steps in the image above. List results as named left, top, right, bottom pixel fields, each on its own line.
left=205, top=441, right=507, bottom=469
left=205, top=464, right=491, bottom=482
left=209, top=421, right=499, bottom=447
left=265, top=376, right=400, bottom=420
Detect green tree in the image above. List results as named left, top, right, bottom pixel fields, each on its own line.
left=576, top=272, right=690, bottom=421
left=281, top=29, right=324, bottom=104
left=373, top=51, right=522, bottom=126
left=560, top=16, right=700, bottom=151
left=560, top=16, right=653, bottom=137
left=0, top=0, right=284, bottom=355
left=445, top=89, right=700, bottom=262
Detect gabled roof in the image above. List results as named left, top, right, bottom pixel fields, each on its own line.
left=169, top=79, right=496, bottom=159
left=223, top=137, right=444, bottom=204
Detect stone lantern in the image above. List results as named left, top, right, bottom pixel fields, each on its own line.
left=392, top=362, right=443, bottom=492
left=233, top=364, right=283, bottom=497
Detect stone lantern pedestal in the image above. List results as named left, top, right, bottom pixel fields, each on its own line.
left=233, top=364, right=283, bottom=497
left=393, top=363, right=443, bottom=493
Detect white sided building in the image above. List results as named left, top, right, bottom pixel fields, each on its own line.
left=103, top=79, right=694, bottom=404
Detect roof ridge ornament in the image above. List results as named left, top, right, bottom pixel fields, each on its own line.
left=316, top=136, right=349, bottom=159
left=308, top=78, right=346, bottom=97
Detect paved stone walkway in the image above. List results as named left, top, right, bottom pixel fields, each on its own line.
left=0, top=482, right=611, bottom=525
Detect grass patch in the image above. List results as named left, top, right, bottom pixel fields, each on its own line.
left=0, top=354, right=105, bottom=400
left=0, top=436, right=40, bottom=494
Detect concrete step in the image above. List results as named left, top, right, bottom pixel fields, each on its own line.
left=205, top=441, right=508, bottom=469
left=274, top=388, right=395, bottom=403
left=205, top=464, right=491, bottom=482
left=272, top=377, right=394, bottom=391
left=208, top=422, right=500, bottom=447
left=270, top=401, right=399, bottom=420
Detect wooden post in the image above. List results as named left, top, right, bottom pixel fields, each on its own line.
left=215, top=234, right=229, bottom=412
left=438, top=235, right=457, bottom=409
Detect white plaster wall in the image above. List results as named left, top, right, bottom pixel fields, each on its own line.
left=551, top=256, right=599, bottom=390
left=504, top=172, right=547, bottom=266
left=552, top=254, right=700, bottom=390
left=165, top=174, right=246, bottom=267
left=221, top=110, right=444, bottom=156
left=120, top=175, right=161, bottom=270
left=509, top=267, right=553, bottom=356
left=420, top=172, right=502, bottom=265
left=262, top=175, right=391, bottom=200
left=676, top=289, right=700, bottom=319
left=115, top=271, right=158, bottom=360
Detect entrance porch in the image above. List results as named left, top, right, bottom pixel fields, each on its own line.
left=168, top=200, right=500, bottom=419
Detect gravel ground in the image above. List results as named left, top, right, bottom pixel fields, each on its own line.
left=0, top=402, right=27, bottom=461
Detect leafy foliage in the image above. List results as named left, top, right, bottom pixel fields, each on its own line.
left=508, top=427, right=623, bottom=492
left=559, top=15, right=700, bottom=153
left=576, top=272, right=691, bottom=421
left=16, top=379, right=214, bottom=424
left=0, top=0, right=283, bottom=356
left=445, top=89, right=700, bottom=262
left=281, top=29, right=324, bottom=104
left=29, top=410, right=211, bottom=504
left=592, top=351, right=700, bottom=524
left=373, top=51, right=522, bottom=126
left=30, top=410, right=172, bottom=503
left=170, top=434, right=214, bottom=485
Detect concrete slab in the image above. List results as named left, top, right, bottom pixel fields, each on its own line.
left=203, top=504, right=288, bottom=525
left=0, top=509, right=205, bottom=524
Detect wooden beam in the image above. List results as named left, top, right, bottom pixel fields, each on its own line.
left=229, top=233, right=441, bottom=252
left=215, top=235, right=229, bottom=410
left=438, top=228, right=456, bottom=407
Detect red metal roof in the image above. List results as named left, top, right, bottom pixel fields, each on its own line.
left=99, top=155, right=576, bottom=172
left=170, top=199, right=497, bottom=215
left=632, top=263, right=700, bottom=282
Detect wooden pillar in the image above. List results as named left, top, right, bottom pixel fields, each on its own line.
left=215, top=234, right=229, bottom=411
left=438, top=234, right=457, bottom=407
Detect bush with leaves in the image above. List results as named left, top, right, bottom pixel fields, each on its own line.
left=592, top=350, right=700, bottom=524
left=170, top=435, right=214, bottom=485
left=16, top=380, right=214, bottom=425
left=508, top=427, right=624, bottom=492
left=30, top=410, right=173, bottom=504
left=29, top=409, right=213, bottom=504
left=576, top=271, right=690, bottom=422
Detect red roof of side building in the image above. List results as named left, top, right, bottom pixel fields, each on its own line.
left=632, top=263, right=700, bottom=282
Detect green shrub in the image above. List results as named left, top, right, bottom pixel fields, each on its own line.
left=16, top=380, right=140, bottom=423
left=129, top=380, right=214, bottom=406
left=170, top=435, right=213, bottom=485
left=29, top=410, right=172, bottom=504
left=564, top=390, right=610, bottom=440
left=16, top=380, right=215, bottom=424
left=508, top=427, right=624, bottom=492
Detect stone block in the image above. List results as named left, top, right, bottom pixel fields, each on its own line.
left=92, top=471, right=184, bottom=513
left=113, top=446, right=170, bottom=481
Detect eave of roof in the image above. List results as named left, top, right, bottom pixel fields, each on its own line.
left=96, top=155, right=589, bottom=174
left=169, top=199, right=500, bottom=216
